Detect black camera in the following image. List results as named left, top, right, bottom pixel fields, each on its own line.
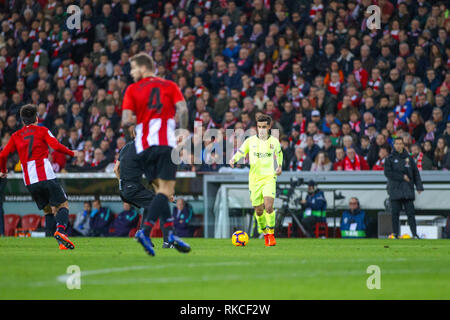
left=276, top=177, right=304, bottom=210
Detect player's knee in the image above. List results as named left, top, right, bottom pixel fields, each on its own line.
left=43, top=205, right=52, bottom=215
left=255, top=207, right=264, bottom=215
left=55, top=201, right=69, bottom=211
left=266, top=206, right=274, bottom=213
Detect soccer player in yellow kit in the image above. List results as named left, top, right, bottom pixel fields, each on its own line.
left=229, top=115, right=283, bottom=246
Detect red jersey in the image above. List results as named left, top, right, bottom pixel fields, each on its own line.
left=0, top=125, right=74, bottom=186
left=122, top=76, right=184, bottom=153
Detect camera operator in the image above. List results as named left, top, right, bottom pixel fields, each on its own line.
left=297, top=180, right=327, bottom=237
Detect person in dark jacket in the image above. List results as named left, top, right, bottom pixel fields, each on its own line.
left=172, top=198, right=194, bottom=237
left=384, top=137, right=424, bottom=239
left=340, top=197, right=367, bottom=238
left=89, top=199, right=113, bottom=237
left=297, top=180, right=327, bottom=237
left=109, top=202, right=139, bottom=237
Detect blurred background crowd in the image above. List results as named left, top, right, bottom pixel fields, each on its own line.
left=0, top=0, right=449, bottom=174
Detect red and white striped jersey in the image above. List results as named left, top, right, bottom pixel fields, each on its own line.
left=0, top=125, right=74, bottom=186
left=122, top=76, right=185, bottom=154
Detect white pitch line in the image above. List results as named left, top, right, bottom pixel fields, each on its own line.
left=21, top=257, right=448, bottom=288
left=54, top=268, right=450, bottom=287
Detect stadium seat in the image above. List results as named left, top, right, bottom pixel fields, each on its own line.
left=287, top=223, right=302, bottom=238
left=15, top=214, right=41, bottom=237
left=4, top=214, right=21, bottom=236
left=69, top=214, right=76, bottom=226
left=314, top=222, right=329, bottom=238
left=40, top=215, right=46, bottom=228
left=150, top=219, right=163, bottom=238
left=193, top=226, right=203, bottom=238
left=20, top=214, right=41, bottom=230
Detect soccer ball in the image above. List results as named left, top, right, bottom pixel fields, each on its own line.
left=232, top=231, right=249, bottom=247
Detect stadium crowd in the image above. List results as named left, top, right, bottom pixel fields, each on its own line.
left=0, top=0, right=449, bottom=174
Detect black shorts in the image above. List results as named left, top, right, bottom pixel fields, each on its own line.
left=138, top=146, right=177, bottom=182
left=119, top=181, right=155, bottom=208
left=26, top=179, right=68, bottom=210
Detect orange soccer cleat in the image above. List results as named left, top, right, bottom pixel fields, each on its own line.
left=264, top=234, right=270, bottom=247
left=59, top=243, right=69, bottom=250
left=54, top=231, right=75, bottom=250
left=268, top=233, right=276, bottom=246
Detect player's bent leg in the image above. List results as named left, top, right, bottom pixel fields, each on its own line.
left=53, top=201, right=75, bottom=250
left=263, top=196, right=276, bottom=246
left=156, top=179, right=191, bottom=253
left=43, top=205, right=56, bottom=237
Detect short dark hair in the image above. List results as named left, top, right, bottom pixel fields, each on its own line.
left=20, top=104, right=37, bottom=125
left=256, top=114, right=272, bottom=125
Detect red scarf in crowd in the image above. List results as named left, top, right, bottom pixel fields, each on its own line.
left=349, top=120, right=361, bottom=133
left=353, top=68, right=368, bottom=89
left=327, top=81, right=341, bottom=95
left=53, top=39, right=71, bottom=58
left=31, top=50, right=42, bottom=69
left=344, top=154, right=361, bottom=171
left=309, top=4, right=323, bottom=19
left=368, top=77, right=382, bottom=91
left=290, top=155, right=306, bottom=171
left=170, top=48, right=183, bottom=70
left=372, top=157, right=385, bottom=171
left=414, top=152, right=423, bottom=170
left=292, top=119, right=306, bottom=134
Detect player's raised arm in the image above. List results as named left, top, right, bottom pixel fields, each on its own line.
left=44, top=129, right=75, bottom=157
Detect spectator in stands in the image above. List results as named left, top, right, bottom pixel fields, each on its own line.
left=340, top=197, right=367, bottom=238
left=333, top=146, right=346, bottom=171
left=109, top=202, right=139, bottom=237
left=72, top=201, right=92, bottom=237
left=172, top=198, right=194, bottom=237
left=289, top=147, right=312, bottom=172
left=311, top=151, right=332, bottom=172
left=0, top=0, right=447, bottom=177
left=372, top=146, right=390, bottom=171
left=343, top=147, right=370, bottom=171
left=89, top=199, right=113, bottom=237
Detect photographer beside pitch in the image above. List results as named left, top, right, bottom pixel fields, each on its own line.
left=384, top=137, right=424, bottom=239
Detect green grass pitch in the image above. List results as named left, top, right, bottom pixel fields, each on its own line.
left=0, top=237, right=449, bottom=299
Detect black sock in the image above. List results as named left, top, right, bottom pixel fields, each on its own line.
left=143, top=193, right=170, bottom=237
left=45, top=214, right=56, bottom=237
left=55, top=207, right=69, bottom=233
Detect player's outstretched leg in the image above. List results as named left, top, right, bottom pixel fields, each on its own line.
left=136, top=207, right=159, bottom=256
left=265, top=209, right=276, bottom=246
left=44, top=213, right=56, bottom=237
left=53, top=204, right=75, bottom=250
